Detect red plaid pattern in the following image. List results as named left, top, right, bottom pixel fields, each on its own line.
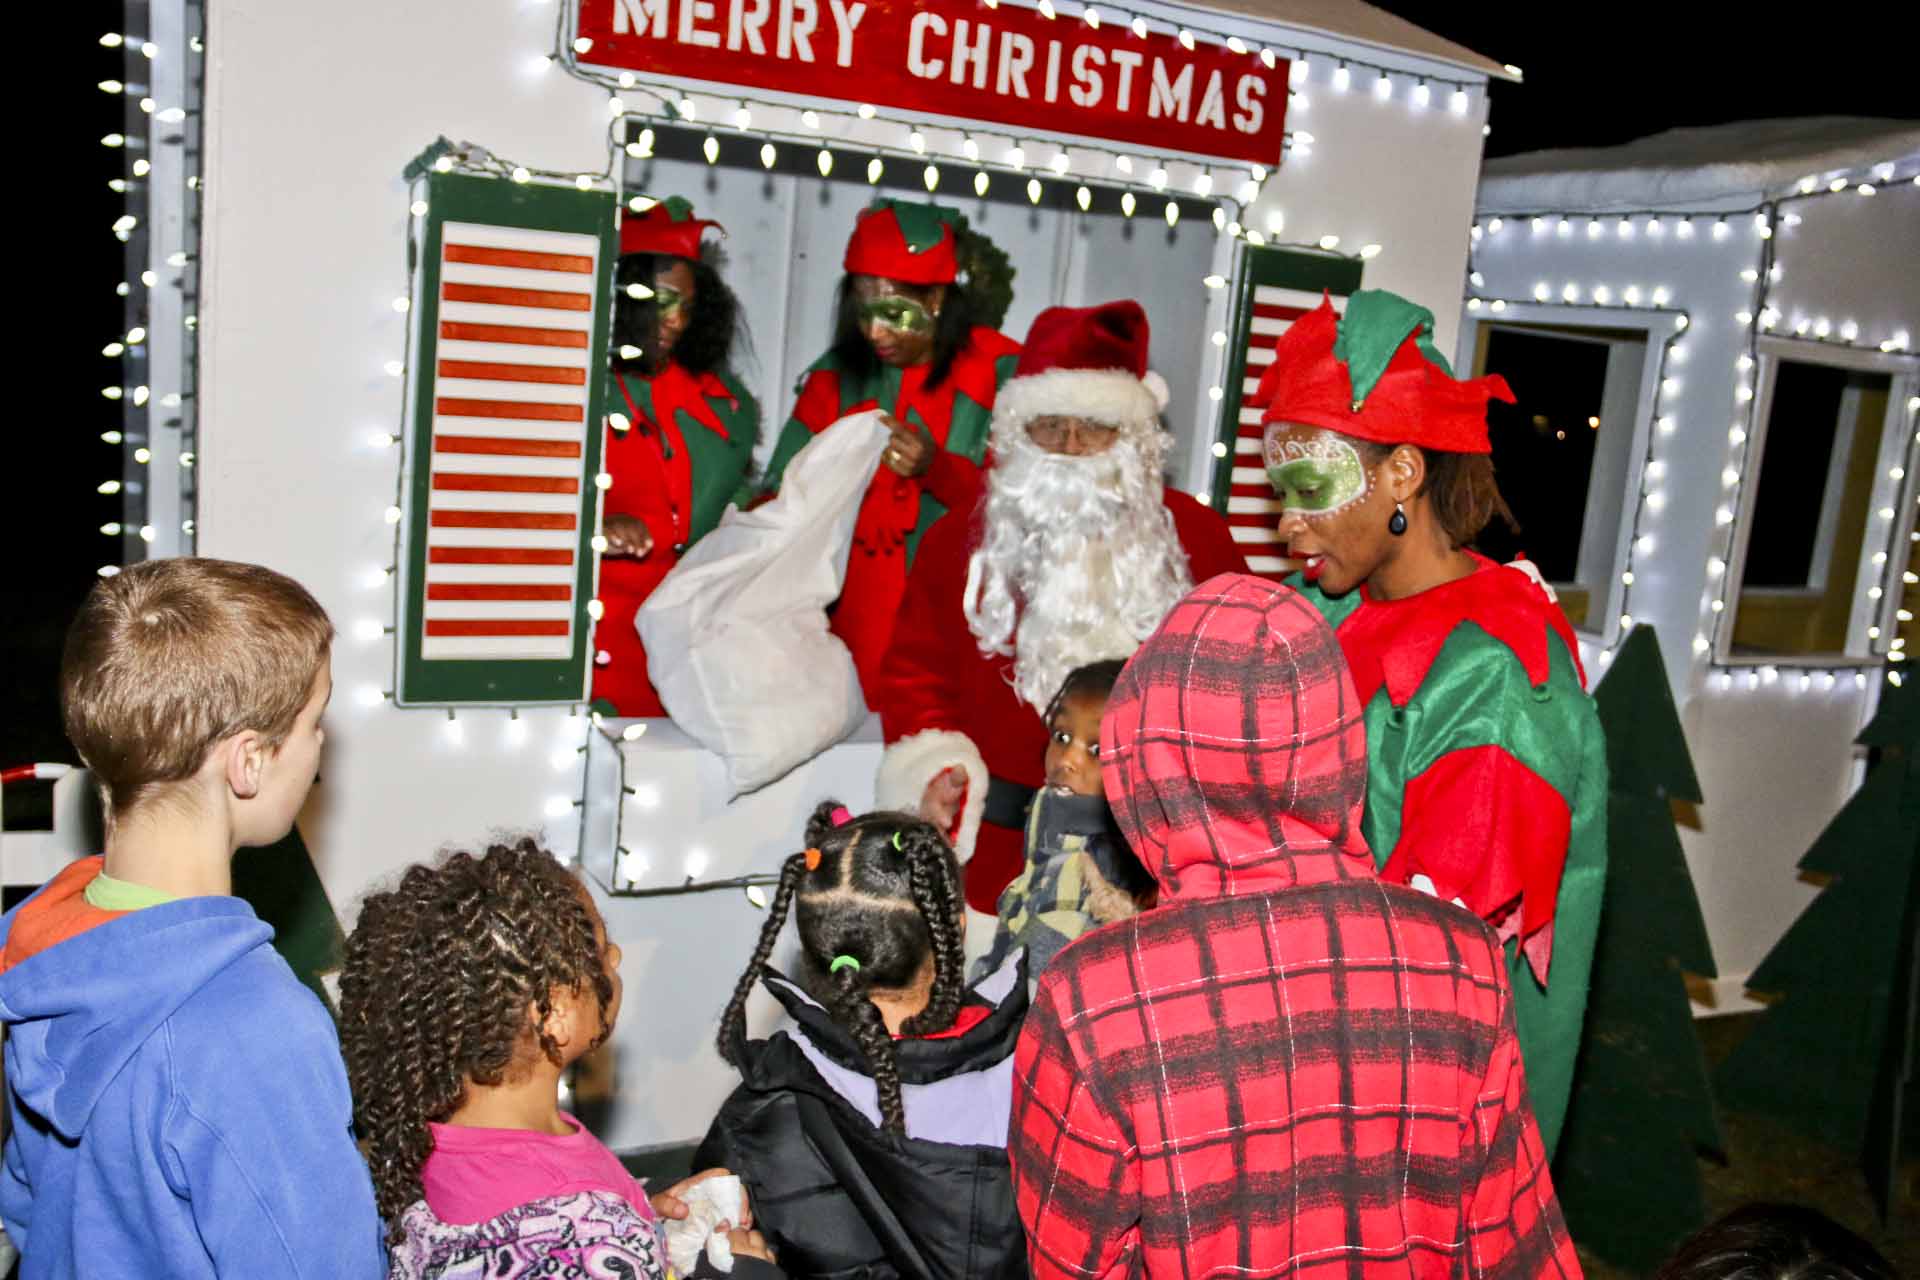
left=1012, top=574, right=1579, bottom=1278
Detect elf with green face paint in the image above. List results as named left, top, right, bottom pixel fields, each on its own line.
left=1256, top=289, right=1607, bottom=1158
left=762, top=200, right=1021, bottom=704
left=593, top=198, right=760, bottom=717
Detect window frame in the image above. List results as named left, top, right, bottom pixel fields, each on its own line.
left=1457, top=303, right=1667, bottom=651
left=1717, top=339, right=1920, bottom=667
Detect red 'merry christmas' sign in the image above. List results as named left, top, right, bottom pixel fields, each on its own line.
left=577, top=0, right=1289, bottom=167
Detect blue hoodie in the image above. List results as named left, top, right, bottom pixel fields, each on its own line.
left=0, top=859, right=386, bottom=1278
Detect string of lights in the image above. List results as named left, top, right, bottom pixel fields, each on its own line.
left=98, top=9, right=205, bottom=575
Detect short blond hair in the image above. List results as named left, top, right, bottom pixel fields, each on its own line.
left=61, top=558, right=333, bottom=816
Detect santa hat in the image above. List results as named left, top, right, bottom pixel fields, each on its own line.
left=843, top=199, right=959, bottom=285
left=619, top=196, right=722, bottom=261
left=1256, top=290, right=1514, bottom=455
left=994, top=301, right=1172, bottom=437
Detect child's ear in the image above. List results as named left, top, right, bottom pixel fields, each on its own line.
left=540, top=986, right=585, bottom=1055
left=223, top=731, right=266, bottom=800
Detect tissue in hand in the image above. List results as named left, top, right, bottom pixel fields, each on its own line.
left=662, top=1175, right=746, bottom=1275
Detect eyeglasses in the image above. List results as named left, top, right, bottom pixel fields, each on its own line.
left=1027, top=418, right=1121, bottom=452
left=857, top=296, right=934, bottom=335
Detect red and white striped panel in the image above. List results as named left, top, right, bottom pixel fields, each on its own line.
left=1225, top=285, right=1345, bottom=580
left=423, top=222, right=601, bottom=660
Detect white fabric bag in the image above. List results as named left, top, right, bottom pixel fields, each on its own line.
left=637, top=410, right=889, bottom=794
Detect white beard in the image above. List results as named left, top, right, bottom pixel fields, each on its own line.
left=964, top=425, right=1194, bottom=711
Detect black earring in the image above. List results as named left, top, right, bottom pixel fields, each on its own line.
left=1387, top=503, right=1408, bottom=536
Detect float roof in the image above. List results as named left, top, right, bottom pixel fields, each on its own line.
left=1477, top=117, right=1920, bottom=213
left=1183, top=0, right=1515, bottom=81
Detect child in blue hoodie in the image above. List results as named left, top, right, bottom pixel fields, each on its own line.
left=0, top=558, right=385, bottom=1279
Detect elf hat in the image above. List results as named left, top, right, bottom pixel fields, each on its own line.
left=843, top=199, right=959, bottom=285
left=619, top=196, right=722, bottom=261
left=1256, top=290, right=1514, bottom=455
left=994, top=300, right=1172, bottom=437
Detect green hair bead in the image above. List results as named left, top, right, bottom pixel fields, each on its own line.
left=830, top=954, right=861, bottom=974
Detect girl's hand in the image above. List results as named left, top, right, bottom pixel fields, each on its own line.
left=725, top=1226, right=777, bottom=1263
left=648, top=1167, right=752, bottom=1228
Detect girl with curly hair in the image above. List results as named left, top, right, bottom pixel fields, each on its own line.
left=338, top=836, right=776, bottom=1278
left=593, top=197, right=760, bottom=717
left=694, top=803, right=1029, bottom=1279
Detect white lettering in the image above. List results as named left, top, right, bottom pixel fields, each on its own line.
left=1232, top=74, right=1266, bottom=133
left=951, top=18, right=990, bottom=89
left=679, top=0, right=720, bottom=49
left=1069, top=44, right=1104, bottom=107
left=1149, top=58, right=1193, bottom=121
left=1043, top=39, right=1062, bottom=103
left=1195, top=67, right=1226, bottom=128
left=997, top=32, right=1034, bottom=97
left=825, top=0, right=865, bottom=67
left=728, top=0, right=770, bottom=53
left=907, top=11, right=946, bottom=78
left=613, top=0, right=667, bottom=38
left=1108, top=48, right=1142, bottom=111
left=777, top=0, right=818, bottom=61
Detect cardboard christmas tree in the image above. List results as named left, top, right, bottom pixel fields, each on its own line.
left=1717, top=672, right=1919, bottom=1222
left=1552, top=625, right=1723, bottom=1269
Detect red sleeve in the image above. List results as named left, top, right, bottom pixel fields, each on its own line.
left=876, top=515, right=975, bottom=743
left=1464, top=975, right=1580, bottom=1277
left=920, top=445, right=985, bottom=516
left=1389, top=745, right=1571, bottom=985
left=790, top=367, right=849, bottom=432
left=1165, top=490, right=1252, bottom=581
left=1010, top=975, right=1141, bottom=1280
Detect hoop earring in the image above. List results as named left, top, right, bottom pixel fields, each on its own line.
left=1387, top=503, right=1408, bottom=537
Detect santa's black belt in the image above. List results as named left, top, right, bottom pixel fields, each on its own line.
left=983, top=775, right=1037, bottom=830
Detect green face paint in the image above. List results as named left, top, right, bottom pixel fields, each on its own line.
left=856, top=295, right=934, bottom=335
left=1263, top=434, right=1370, bottom=516
left=653, top=283, right=689, bottom=321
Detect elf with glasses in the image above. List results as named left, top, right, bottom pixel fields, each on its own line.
left=593, top=198, right=759, bottom=717
left=762, top=200, right=1021, bottom=704
left=1255, top=288, right=1607, bottom=1158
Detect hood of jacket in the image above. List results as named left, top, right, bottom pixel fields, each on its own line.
left=0, top=863, right=277, bottom=1139
left=1100, top=573, right=1374, bottom=903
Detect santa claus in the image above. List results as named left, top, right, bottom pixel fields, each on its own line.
left=873, top=300, right=1249, bottom=912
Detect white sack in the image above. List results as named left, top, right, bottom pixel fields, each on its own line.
left=637, top=411, right=889, bottom=794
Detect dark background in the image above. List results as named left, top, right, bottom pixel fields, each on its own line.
left=5, top=2, right=1917, bottom=775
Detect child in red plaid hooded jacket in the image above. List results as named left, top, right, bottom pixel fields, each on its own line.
left=1009, top=573, right=1579, bottom=1279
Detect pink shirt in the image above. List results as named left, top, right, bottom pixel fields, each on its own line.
left=421, top=1114, right=656, bottom=1226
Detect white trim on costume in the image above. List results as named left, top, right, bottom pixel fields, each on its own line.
left=874, top=728, right=989, bottom=863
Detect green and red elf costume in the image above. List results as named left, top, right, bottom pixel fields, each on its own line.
left=761, top=200, right=1020, bottom=701
left=1257, top=292, right=1608, bottom=1157
left=592, top=199, right=759, bottom=716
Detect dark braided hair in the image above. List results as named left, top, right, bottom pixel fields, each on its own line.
left=610, top=249, right=747, bottom=378
left=717, top=801, right=967, bottom=1135
left=338, top=837, right=616, bottom=1239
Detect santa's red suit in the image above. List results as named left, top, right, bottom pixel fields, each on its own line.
left=872, top=301, right=1250, bottom=913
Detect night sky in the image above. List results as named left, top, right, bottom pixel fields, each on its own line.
left=4, top=1, right=1917, bottom=770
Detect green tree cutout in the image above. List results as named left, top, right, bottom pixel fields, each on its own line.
left=1716, top=672, right=1920, bottom=1222
left=1554, top=625, right=1723, bottom=1269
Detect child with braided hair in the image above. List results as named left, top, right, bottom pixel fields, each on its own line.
left=338, top=837, right=778, bottom=1279
left=695, top=802, right=1030, bottom=1279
